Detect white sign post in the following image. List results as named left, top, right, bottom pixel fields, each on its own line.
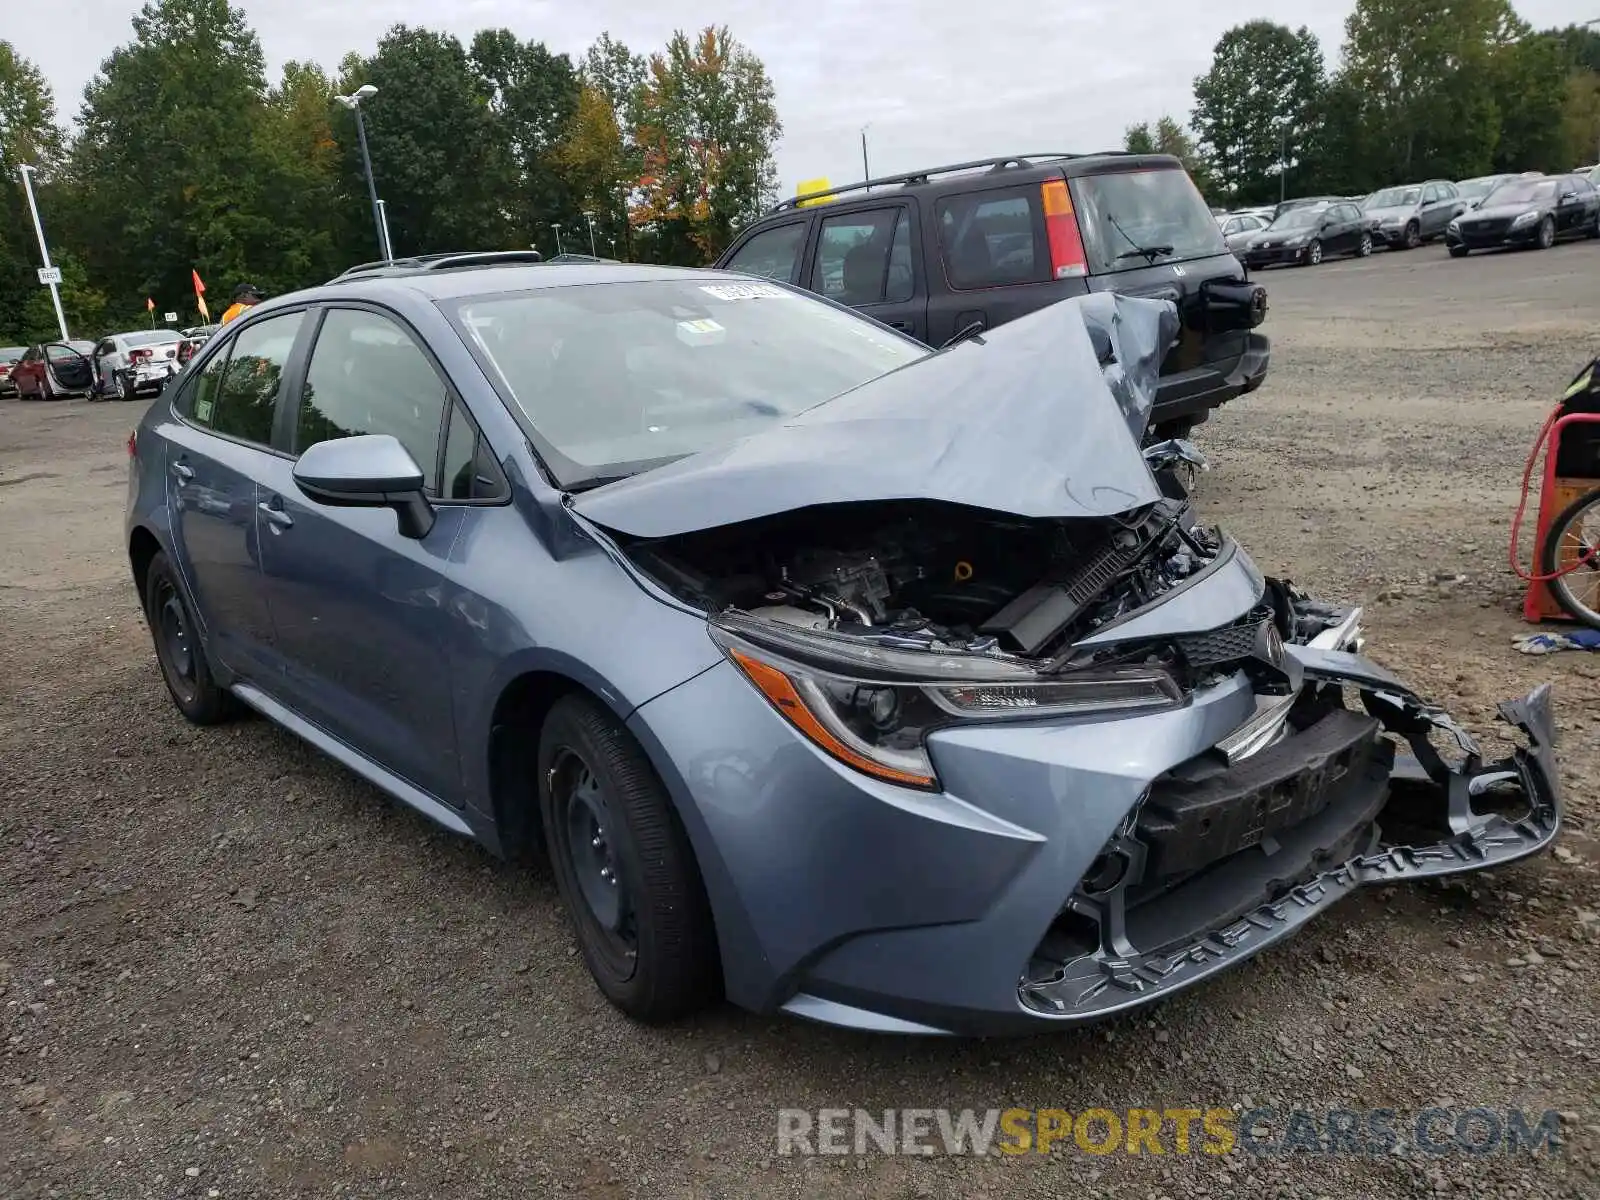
left=18, top=165, right=69, bottom=341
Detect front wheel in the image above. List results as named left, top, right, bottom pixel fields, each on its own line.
left=1587, top=212, right=1600, bottom=239
left=1403, top=222, right=1421, bottom=249
left=1357, top=232, right=1373, bottom=258
left=116, top=371, right=136, bottom=402
left=1449, top=245, right=1469, bottom=258
left=1540, top=489, right=1600, bottom=630
left=538, top=695, right=719, bottom=1022
left=1304, top=239, right=1323, bottom=266
left=1536, top=216, right=1555, bottom=250
left=143, top=551, right=238, bottom=724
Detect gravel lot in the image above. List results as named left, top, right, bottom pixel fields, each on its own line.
left=3, top=242, right=1599, bottom=1199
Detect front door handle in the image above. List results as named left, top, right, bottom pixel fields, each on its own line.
left=258, top=500, right=294, bottom=531
left=888, top=321, right=914, bottom=333
left=171, top=462, right=194, bottom=484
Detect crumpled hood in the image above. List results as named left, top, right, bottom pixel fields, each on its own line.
left=571, top=293, right=1180, bottom=539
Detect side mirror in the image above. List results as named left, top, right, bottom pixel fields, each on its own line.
left=1561, top=191, right=1579, bottom=204
left=293, top=434, right=435, bottom=539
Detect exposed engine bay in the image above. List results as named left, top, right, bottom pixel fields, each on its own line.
left=621, top=497, right=1227, bottom=666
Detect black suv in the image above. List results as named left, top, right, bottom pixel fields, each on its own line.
left=714, top=152, right=1270, bottom=437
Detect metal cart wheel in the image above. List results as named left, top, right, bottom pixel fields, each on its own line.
left=1539, top=486, right=1600, bottom=629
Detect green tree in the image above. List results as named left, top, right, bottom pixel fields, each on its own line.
left=1563, top=70, right=1600, bottom=167
left=20, top=252, right=106, bottom=341
left=1123, top=122, right=1155, bottom=154
left=1192, top=22, right=1325, bottom=203
left=338, top=26, right=514, bottom=258
left=0, top=41, right=68, bottom=342
left=1338, top=0, right=1520, bottom=180
left=1486, top=32, right=1568, bottom=171
left=557, top=84, right=631, bottom=257
left=633, top=27, right=781, bottom=264
left=471, top=30, right=581, bottom=253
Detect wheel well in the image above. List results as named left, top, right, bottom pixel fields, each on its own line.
left=129, top=527, right=162, bottom=603
left=488, top=671, right=584, bottom=861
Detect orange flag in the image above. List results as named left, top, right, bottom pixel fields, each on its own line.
left=192, top=269, right=209, bottom=322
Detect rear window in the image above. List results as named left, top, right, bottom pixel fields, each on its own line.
left=1069, top=168, right=1228, bottom=274
left=935, top=187, right=1047, bottom=289
left=122, top=330, right=182, bottom=347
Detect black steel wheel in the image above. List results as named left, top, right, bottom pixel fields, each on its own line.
left=1449, top=245, right=1469, bottom=258
left=537, top=694, right=719, bottom=1022
left=143, top=551, right=237, bottom=724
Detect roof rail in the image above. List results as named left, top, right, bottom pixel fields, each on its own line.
left=334, top=250, right=548, bottom=279
left=771, top=153, right=1080, bottom=212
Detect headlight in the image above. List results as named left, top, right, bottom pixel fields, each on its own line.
left=711, top=615, right=1184, bottom=790
left=1512, top=210, right=1540, bottom=228
left=1448, top=219, right=1461, bottom=232
left=1284, top=234, right=1307, bottom=246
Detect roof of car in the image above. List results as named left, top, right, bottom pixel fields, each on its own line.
left=309, top=261, right=737, bottom=303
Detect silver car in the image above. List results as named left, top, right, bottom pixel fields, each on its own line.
left=1216, top=211, right=1269, bottom=253
left=92, top=329, right=184, bottom=400
left=1361, top=180, right=1464, bottom=248
left=123, top=261, right=1562, bottom=1035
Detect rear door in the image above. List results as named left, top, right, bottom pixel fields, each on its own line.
left=1557, top=176, right=1592, bottom=234
left=802, top=203, right=928, bottom=341
left=165, top=310, right=309, bottom=680
left=250, top=304, right=464, bottom=800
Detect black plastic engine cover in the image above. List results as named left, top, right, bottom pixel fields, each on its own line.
left=1136, top=708, right=1390, bottom=882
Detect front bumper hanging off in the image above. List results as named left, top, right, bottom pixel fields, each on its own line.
left=1020, top=659, right=1561, bottom=1020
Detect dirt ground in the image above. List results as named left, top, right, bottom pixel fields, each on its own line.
left=3, top=242, right=1598, bottom=1199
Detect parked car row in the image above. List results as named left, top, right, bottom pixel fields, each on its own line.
left=1215, top=171, right=1600, bottom=269
left=6, top=328, right=187, bottom=401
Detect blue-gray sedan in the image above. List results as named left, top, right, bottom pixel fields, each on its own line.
left=124, top=255, right=1561, bottom=1035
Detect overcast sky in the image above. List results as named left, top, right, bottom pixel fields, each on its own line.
left=13, top=0, right=1599, bottom=197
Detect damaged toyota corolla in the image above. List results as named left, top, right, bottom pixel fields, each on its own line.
left=126, top=262, right=1561, bottom=1036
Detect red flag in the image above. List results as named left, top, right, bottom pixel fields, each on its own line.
left=192, top=269, right=210, bottom=321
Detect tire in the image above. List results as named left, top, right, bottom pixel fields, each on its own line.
left=1403, top=221, right=1421, bottom=249
left=143, top=551, right=238, bottom=724
left=1449, top=246, right=1469, bottom=258
left=1536, top=216, right=1555, bottom=250
left=1357, top=232, right=1373, bottom=258
left=1540, top=489, right=1600, bottom=630
left=116, top=371, right=135, bottom=402
left=1587, top=213, right=1600, bottom=240
left=538, top=694, right=719, bottom=1022
left=1304, top=239, right=1323, bottom=266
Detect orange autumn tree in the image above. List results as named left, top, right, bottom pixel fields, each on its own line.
left=632, top=26, right=780, bottom=264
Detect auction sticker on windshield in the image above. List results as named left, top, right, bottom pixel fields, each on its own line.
left=700, top=283, right=792, bottom=301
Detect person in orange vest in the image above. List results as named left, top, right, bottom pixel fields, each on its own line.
left=220, top=283, right=265, bottom=325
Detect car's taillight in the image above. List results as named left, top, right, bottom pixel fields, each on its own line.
left=1040, top=178, right=1088, bottom=280
left=129, top=348, right=152, bottom=364
left=127, top=429, right=138, bottom=458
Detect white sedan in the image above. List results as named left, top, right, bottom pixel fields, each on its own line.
left=92, top=330, right=184, bottom=401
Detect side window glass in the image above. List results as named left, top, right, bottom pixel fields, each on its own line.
left=936, top=188, right=1045, bottom=289
left=209, top=312, right=304, bottom=445
left=814, top=209, right=898, bottom=305
left=723, top=223, right=807, bottom=282
left=440, top=401, right=507, bottom=501
left=184, top=343, right=231, bottom=425
left=298, top=309, right=449, bottom=495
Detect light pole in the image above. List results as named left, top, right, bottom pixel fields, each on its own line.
left=17, top=165, right=68, bottom=341
left=582, top=210, right=597, bottom=257
left=552, top=224, right=564, bottom=255
left=336, top=84, right=388, bottom=262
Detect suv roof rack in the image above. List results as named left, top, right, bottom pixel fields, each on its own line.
left=334, top=250, right=548, bottom=279
left=771, top=152, right=1122, bottom=212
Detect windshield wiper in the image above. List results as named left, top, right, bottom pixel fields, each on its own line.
left=1106, top=211, right=1174, bottom=264
left=940, top=320, right=987, bottom=350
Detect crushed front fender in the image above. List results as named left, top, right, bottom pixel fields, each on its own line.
left=1018, top=676, right=1560, bottom=1020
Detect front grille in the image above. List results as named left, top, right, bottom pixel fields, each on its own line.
left=1175, top=606, right=1274, bottom=668
left=1462, top=219, right=1511, bottom=237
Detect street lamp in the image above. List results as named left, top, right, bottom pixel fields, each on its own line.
left=16, top=164, right=68, bottom=341
left=582, top=210, right=598, bottom=257
left=336, top=84, right=390, bottom=262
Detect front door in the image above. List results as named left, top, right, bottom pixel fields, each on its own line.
left=165, top=310, right=308, bottom=680
left=804, top=204, right=928, bottom=342
left=251, top=305, right=462, bottom=800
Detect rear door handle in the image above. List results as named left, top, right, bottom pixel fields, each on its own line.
left=888, top=321, right=914, bottom=332
left=258, top=499, right=294, bottom=531
left=171, top=462, right=194, bottom=484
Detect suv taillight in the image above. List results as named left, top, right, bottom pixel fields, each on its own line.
left=127, top=429, right=138, bottom=458
left=1040, top=178, right=1088, bottom=280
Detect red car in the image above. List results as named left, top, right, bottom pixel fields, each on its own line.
left=10, top=340, right=97, bottom=400
left=0, top=346, right=25, bottom=397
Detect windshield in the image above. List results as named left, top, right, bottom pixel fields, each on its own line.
left=1457, top=177, right=1502, bottom=201
left=1068, top=168, right=1228, bottom=272
left=1486, top=179, right=1557, bottom=206
left=1366, top=187, right=1421, bottom=209
left=1269, top=207, right=1326, bottom=230
left=122, top=330, right=182, bottom=347
left=448, top=279, right=928, bottom=487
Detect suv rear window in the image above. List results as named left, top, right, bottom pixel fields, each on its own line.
left=935, top=187, right=1047, bottom=289
left=1068, top=168, right=1228, bottom=274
